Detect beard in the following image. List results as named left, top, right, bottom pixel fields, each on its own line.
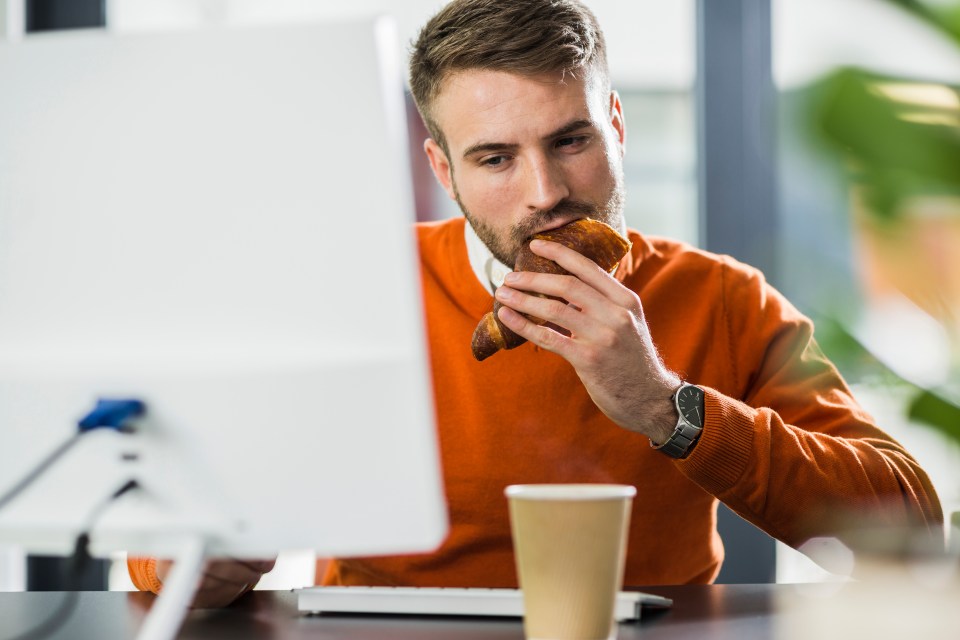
left=453, top=175, right=626, bottom=267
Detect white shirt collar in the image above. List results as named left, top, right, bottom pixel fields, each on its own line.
left=464, top=220, right=512, bottom=295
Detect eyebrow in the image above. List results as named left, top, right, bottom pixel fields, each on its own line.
left=461, top=119, right=595, bottom=160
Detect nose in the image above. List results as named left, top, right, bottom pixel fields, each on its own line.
left=523, top=153, right=569, bottom=213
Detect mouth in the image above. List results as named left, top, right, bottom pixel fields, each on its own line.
left=532, top=215, right=585, bottom=236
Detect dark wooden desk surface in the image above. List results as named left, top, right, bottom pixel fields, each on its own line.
left=0, top=584, right=793, bottom=640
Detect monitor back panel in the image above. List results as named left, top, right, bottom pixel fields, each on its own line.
left=0, top=19, right=448, bottom=558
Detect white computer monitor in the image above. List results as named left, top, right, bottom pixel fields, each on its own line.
left=0, top=13, right=446, bottom=587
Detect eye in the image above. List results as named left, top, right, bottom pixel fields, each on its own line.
left=481, top=155, right=510, bottom=168
left=556, top=135, right=589, bottom=150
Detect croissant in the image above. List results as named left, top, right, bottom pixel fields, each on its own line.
left=471, top=218, right=631, bottom=361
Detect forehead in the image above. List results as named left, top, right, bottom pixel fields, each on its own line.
left=432, top=70, right=606, bottom=153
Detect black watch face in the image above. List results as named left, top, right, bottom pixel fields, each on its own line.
left=676, top=385, right=705, bottom=429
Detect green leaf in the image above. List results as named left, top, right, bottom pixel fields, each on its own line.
left=907, top=389, right=960, bottom=443
left=806, top=67, right=960, bottom=218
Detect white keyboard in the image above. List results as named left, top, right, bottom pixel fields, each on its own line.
left=297, top=586, right=672, bottom=621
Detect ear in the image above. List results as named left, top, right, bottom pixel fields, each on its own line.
left=608, top=90, right=626, bottom=156
left=424, top=138, right=457, bottom=201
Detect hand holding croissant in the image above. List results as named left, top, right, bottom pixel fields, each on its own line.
left=471, top=218, right=631, bottom=361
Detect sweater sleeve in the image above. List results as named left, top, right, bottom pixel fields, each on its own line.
left=676, top=258, right=943, bottom=549
left=128, top=556, right=163, bottom=594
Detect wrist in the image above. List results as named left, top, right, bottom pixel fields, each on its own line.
left=647, top=396, right=678, bottom=445
left=633, top=372, right=681, bottom=441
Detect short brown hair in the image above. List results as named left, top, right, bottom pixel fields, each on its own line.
left=409, top=0, right=608, bottom=151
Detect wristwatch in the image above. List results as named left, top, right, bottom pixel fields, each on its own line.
left=651, top=383, right=705, bottom=459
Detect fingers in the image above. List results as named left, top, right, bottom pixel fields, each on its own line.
left=193, top=558, right=275, bottom=608
left=527, top=239, right=637, bottom=307
left=496, top=264, right=638, bottom=340
left=495, top=287, right=591, bottom=356
left=496, top=283, right=579, bottom=325
left=201, top=559, right=270, bottom=586
left=158, top=557, right=277, bottom=609
left=230, top=557, right=278, bottom=575
left=192, top=580, right=254, bottom=609
left=496, top=305, right=569, bottom=355
left=499, top=241, right=639, bottom=317
left=495, top=239, right=643, bottom=359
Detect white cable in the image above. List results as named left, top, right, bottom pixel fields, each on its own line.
left=135, top=536, right=207, bottom=640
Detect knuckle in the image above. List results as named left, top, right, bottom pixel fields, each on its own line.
left=544, top=297, right=569, bottom=318
left=611, top=307, right=637, bottom=331
left=536, top=325, right=561, bottom=350
left=562, top=274, right=585, bottom=293
left=625, top=292, right=644, bottom=316
left=510, top=271, right=531, bottom=286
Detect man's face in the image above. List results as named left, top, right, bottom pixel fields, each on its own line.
left=424, top=69, right=626, bottom=266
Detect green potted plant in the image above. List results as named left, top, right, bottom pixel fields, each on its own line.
left=805, top=0, right=960, bottom=442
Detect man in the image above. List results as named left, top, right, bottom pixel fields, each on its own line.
left=130, top=0, right=942, bottom=604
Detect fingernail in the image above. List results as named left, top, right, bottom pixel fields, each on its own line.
left=496, top=286, right=513, bottom=301
left=503, top=271, right=518, bottom=284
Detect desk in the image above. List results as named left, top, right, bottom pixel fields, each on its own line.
left=0, top=584, right=796, bottom=640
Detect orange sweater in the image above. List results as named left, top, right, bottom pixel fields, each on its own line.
left=130, top=217, right=942, bottom=592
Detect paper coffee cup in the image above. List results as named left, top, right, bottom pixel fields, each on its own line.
left=506, top=484, right=635, bottom=640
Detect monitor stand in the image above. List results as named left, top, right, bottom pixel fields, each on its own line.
left=136, top=534, right=207, bottom=640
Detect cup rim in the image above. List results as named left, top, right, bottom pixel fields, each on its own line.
left=504, top=483, right=637, bottom=500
